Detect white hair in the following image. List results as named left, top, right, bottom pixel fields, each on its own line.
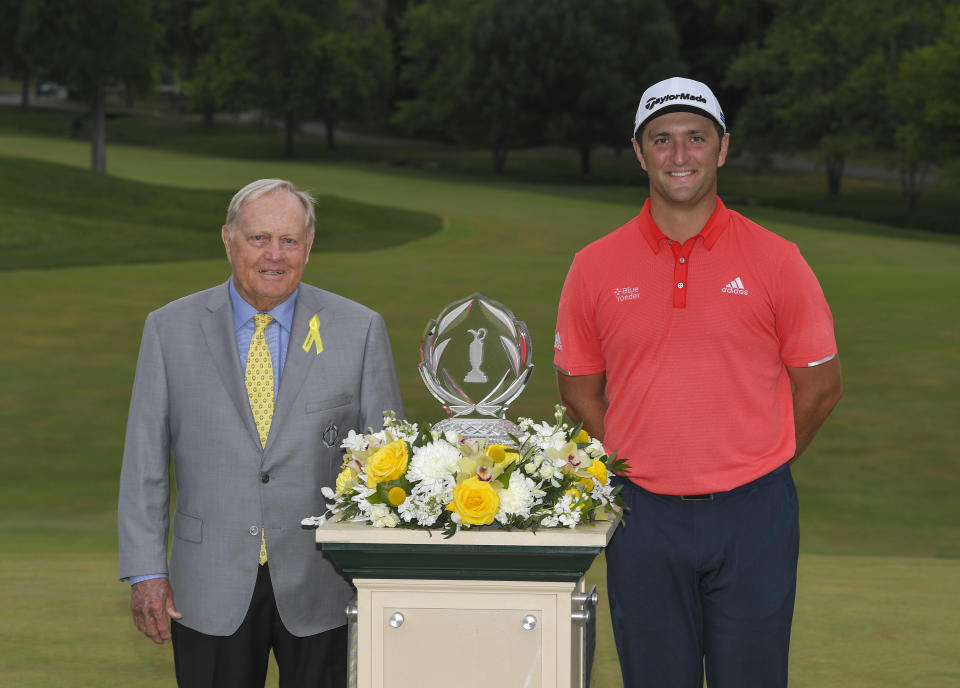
left=224, top=178, right=316, bottom=237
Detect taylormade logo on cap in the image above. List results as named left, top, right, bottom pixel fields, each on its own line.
left=634, top=77, right=726, bottom=138
left=645, top=93, right=708, bottom=110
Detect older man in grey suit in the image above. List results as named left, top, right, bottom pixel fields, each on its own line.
left=118, top=178, right=403, bottom=688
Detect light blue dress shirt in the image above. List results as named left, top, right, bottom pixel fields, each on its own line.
left=128, top=280, right=299, bottom=586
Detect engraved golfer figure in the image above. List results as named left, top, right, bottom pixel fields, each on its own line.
left=464, top=328, right=488, bottom=383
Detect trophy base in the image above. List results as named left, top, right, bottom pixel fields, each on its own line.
left=433, top=417, right=520, bottom=447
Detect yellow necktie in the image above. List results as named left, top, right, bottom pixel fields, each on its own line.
left=246, top=313, right=274, bottom=565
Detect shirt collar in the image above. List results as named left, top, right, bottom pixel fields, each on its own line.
left=228, top=278, right=298, bottom=333
left=637, top=197, right=730, bottom=253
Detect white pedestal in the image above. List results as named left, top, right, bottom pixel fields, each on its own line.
left=316, top=518, right=618, bottom=688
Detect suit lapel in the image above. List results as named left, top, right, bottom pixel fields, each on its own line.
left=267, top=289, right=326, bottom=454
left=200, top=282, right=262, bottom=450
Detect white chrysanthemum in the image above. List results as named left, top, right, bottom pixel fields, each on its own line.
left=541, top=494, right=582, bottom=528
left=584, top=438, right=606, bottom=459
left=398, top=481, right=452, bottom=527
left=393, top=422, right=419, bottom=443
left=496, top=472, right=537, bottom=522
left=590, top=481, right=615, bottom=503
left=539, top=462, right=559, bottom=480
left=370, top=504, right=400, bottom=528
left=407, top=440, right=461, bottom=483
left=341, top=429, right=369, bottom=452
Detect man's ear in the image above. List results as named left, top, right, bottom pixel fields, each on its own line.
left=717, top=133, right=730, bottom=168
left=304, top=232, right=315, bottom=264
left=632, top=138, right=647, bottom=172
left=221, top=225, right=233, bottom=264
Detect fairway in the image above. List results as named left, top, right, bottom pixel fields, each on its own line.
left=1, top=135, right=957, bottom=687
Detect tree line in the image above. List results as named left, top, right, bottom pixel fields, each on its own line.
left=1, top=0, right=956, bottom=208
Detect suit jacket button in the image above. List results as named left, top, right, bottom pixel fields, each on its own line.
left=260, top=472, right=270, bottom=483
left=249, top=525, right=259, bottom=536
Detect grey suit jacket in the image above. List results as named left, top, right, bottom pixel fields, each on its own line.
left=118, top=281, right=403, bottom=636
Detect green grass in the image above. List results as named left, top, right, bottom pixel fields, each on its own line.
left=0, top=155, right=440, bottom=269
left=1, top=103, right=958, bottom=234
left=0, top=132, right=958, bottom=686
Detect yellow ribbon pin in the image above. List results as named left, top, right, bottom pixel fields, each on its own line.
left=302, top=314, right=323, bottom=354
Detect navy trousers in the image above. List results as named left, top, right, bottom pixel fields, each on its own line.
left=606, top=463, right=798, bottom=688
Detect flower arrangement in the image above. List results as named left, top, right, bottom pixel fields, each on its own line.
left=306, top=406, right=627, bottom=538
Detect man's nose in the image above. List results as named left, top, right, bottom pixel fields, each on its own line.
left=263, top=240, right=284, bottom=260
left=671, top=141, right=688, bottom=165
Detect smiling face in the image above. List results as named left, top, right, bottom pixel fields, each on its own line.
left=221, top=190, right=315, bottom=311
left=633, top=111, right=729, bottom=210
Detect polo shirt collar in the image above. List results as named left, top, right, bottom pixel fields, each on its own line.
left=637, top=197, right=730, bottom=253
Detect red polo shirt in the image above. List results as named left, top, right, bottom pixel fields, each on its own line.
left=554, top=198, right=837, bottom=494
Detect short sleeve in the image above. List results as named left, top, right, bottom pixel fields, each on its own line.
left=775, top=244, right=838, bottom=368
left=554, top=254, right=606, bottom=375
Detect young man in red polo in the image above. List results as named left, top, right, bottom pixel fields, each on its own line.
left=554, top=77, right=842, bottom=687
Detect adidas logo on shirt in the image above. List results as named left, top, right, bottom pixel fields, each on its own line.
left=554, top=331, right=563, bottom=351
left=721, top=277, right=749, bottom=295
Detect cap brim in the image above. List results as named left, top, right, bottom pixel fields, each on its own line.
left=634, top=104, right=725, bottom=139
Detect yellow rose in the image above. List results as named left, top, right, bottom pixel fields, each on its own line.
left=446, top=476, right=500, bottom=526
left=387, top=486, right=407, bottom=506
left=573, top=429, right=590, bottom=444
left=585, top=458, right=608, bottom=485
left=335, top=466, right=358, bottom=495
left=366, top=440, right=409, bottom=488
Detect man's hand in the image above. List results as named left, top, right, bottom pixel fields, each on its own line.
left=130, top=578, right=182, bottom=644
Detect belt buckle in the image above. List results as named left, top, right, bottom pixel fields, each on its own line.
left=680, top=493, right=714, bottom=501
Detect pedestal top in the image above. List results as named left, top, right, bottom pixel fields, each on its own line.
left=314, top=515, right=620, bottom=581
left=315, top=515, right=619, bottom=548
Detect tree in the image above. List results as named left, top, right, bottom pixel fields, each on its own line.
left=670, top=0, right=774, bottom=128
left=546, top=0, right=683, bottom=177
left=893, top=5, right=960, bottom=184
left=727, top=0, right=947, bottom=200
left=727, top=0, right=884, bottom=196
left=391, top=0, right=473, bottom=140
left=190, top=0, right=391, bottom=155
left=312, top=0, right=394, bottom=151
left=153, top=0, right=210, bottom=116
left=459, top=0, right=568, bottom=172
left=881, top=1, right=957, bottom=208
left=0, top=0, right=31, bottom=107
left=394, top=0, right=683, bottom=175
left=17, top=0, right=158, bottom=173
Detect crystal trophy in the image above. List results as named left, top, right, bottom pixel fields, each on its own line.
left=419, top=293, right=533, bottom=445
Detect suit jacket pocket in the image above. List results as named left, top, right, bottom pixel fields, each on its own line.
left=173, top=510, right=203, bottom=543
left=306, top=393, right=354, bottom=414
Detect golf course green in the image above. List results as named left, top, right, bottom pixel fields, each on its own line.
left=0, top=133, right=957, bottom=687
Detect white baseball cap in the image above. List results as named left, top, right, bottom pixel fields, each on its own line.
left=633, top=77, right=726, bottom=138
